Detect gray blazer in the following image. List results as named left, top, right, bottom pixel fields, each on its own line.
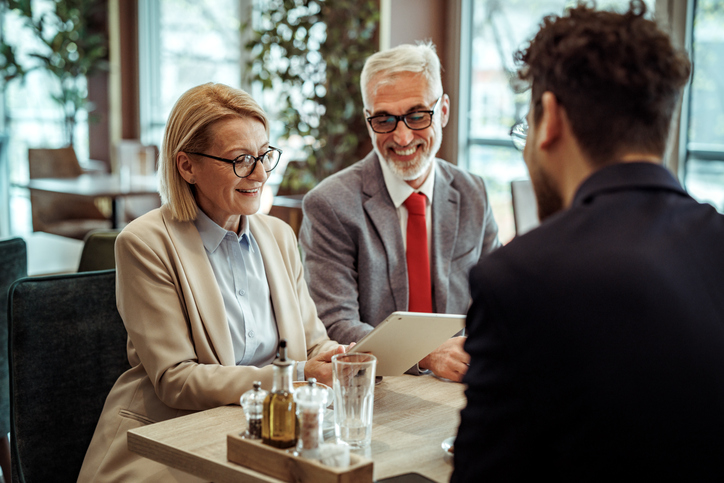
left=300, top=151, right=500, bottom=346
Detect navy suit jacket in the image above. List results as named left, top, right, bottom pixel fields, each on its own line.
left=453, top=162, right=724, bottom=481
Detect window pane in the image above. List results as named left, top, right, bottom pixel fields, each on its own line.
left=467, top=0, right=654, bottom=242
left=685, top=0, right=724, bottom=213
left=140, top=0, right=242, bottom=148
left=688, top=0, right=724, bottom=147
left=467, top=144, right=528, bottom=244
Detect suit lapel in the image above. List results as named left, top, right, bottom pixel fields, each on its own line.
left=161, top=206, right=235, bottom=366
left=431, top=162, right=460, bottom=314
left=361, top=154, right=408, bottom=311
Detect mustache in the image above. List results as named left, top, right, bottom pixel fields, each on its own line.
left=384, top=139, right=425, bottom=150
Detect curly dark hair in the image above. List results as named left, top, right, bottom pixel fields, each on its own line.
left=515, top=0, right=691, bottom=165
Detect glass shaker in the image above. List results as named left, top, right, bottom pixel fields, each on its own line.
left=294, top=378, right=328, bottom=459
left=240, top=381, right=268, bottom=439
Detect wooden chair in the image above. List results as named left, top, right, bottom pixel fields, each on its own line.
left=77, top=230, right=120, bottom=272
left=8, top=270, right=129, bottom=482
left=28, top=147, right=111, bottom=240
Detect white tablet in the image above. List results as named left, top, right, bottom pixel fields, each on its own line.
left=347, top=311, right=466, bottom=376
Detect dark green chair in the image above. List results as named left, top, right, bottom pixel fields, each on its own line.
left=77, top=230, right=120, bottom=272
left=8, top=269, right=129, bottom=482
left=1, top=237, right=27, bottom=480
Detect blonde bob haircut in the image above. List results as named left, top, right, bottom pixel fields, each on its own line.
left=158, top=82, right=269, bottom=221
left=360, top=40, right=443, bottom=108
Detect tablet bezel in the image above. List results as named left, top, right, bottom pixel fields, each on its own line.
left=347, top=311, right=466, bottom=376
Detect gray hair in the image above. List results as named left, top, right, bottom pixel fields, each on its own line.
left=360, top=41, right=443, bottom=108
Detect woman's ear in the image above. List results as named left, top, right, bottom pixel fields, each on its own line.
left=176, top=152, right=196, bottom=184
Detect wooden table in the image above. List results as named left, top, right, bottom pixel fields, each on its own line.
left=20, top=174, right=159, bottom=228
left=128, top=375, right=464, bottom=482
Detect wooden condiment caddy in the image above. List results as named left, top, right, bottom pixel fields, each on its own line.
left=227, top=433, right=373, bottom=483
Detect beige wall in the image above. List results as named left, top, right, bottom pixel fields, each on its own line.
left=384, top=0, right=461, bottom=164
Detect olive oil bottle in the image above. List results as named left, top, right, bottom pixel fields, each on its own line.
left=262, top=339, right=297, bottom=448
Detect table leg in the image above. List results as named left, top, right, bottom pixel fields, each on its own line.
left=111, top=198, right=119, bottom=229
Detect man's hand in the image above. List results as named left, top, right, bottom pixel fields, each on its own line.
left=418, top=337, right=469, bottom=382
left=304, top=344, right=347, bottom=387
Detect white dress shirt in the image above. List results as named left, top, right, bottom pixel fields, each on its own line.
left=378, top=155, right=436, bottom=255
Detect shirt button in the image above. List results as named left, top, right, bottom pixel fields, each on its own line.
left=239, top=290, right=245, bottom=296
left=248, top=330, right=255, bottom=338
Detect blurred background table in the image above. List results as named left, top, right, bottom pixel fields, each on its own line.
left=21, top=174, right=159, bottom=229
left=128, top=374, right=465, bottom=483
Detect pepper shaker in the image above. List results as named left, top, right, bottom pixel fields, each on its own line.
left=240, top=381, right=268, bottom=439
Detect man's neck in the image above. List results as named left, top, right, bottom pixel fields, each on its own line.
left=619, top=153, right=662, bottom=164
left=406, top=162, right=434, bottom=190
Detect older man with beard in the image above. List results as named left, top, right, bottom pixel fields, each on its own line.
left=299, top=42, right=499, bottom=381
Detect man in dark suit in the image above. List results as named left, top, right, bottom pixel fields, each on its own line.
left=453, top=1, right=724, bottom=480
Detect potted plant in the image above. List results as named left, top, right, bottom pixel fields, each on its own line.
left=246, top=0, right=379, bottom=194
left=0, top=0, right=109, bottom=148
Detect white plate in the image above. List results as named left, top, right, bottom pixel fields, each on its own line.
left=442, top=436, right=455, bottom=463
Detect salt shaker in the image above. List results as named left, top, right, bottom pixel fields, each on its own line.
left=240, top=381, right=268, bottom=439
left=294, top=378, right=328, bottom=458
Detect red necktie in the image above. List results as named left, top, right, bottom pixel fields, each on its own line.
left=404, top=192, right=432, bottom=313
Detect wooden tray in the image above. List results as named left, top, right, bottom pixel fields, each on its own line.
left=227, top=433, right=373, bottom=483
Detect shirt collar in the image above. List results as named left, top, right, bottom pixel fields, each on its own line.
left=193, top=208, right=251, bottom=253
left=378, top=154, right=436, bottom=208
left=572, top=162, right=686, bottom=207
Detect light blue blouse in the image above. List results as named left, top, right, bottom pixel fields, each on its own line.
left=194, top=209, right=278, bottom=367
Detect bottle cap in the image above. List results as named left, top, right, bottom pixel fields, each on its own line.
left=293, top=377, right=328, bottom=407
left=273, top=339, right=294, bottom=368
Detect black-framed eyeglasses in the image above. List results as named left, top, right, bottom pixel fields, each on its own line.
left=187, top=147, right=282, bottom=179
left=510, top=119, right=528, bottom=151
left=366, top=97, right=441, bottom=134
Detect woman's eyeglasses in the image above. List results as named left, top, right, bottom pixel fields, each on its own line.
left=188, top=147, right=282, bottom=179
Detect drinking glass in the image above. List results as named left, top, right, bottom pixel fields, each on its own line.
left=332, top=353, right=377, bottom=449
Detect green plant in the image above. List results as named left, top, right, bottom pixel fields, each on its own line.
left=0, top=0, right=109, bottom=147
left=246, top=0, right=379, bottom=193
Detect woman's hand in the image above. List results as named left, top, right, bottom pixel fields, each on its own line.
left=304, top=344, right=351, bottom=387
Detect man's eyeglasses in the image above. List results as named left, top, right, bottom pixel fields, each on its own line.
left=366, top=97, right=441, bottom=134
left=509, top=119, right=528, bottom=151
left=187, top=147, right=282, bottom=179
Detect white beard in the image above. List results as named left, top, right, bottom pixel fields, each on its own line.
left=374, top=121, right=443, bottom=182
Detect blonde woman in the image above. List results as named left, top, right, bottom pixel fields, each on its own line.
left=78, top=83, right=341, bottom=482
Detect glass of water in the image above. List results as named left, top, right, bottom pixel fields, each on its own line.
left=332, top=353, right=377, bottom=449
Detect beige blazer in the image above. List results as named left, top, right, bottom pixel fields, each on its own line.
left=78, top=205, right=337, bottom=483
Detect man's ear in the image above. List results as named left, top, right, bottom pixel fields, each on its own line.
left=538, top=91, right=563, bottom=150
left=176, top=152, right=195, bottom=184
left=439, top=93, right=450, bottom=128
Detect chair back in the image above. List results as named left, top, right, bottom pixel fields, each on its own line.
left=28, top=147, right=83, bottom=179
left=77, top=230, right=120, bottom=272
left=8, top=270, right=129, bottom=483
left=511, top=179, right=540, bottom=236
left=0, top=238, right=27, bottom=443
left=27, top=147, right=109, bottom=238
